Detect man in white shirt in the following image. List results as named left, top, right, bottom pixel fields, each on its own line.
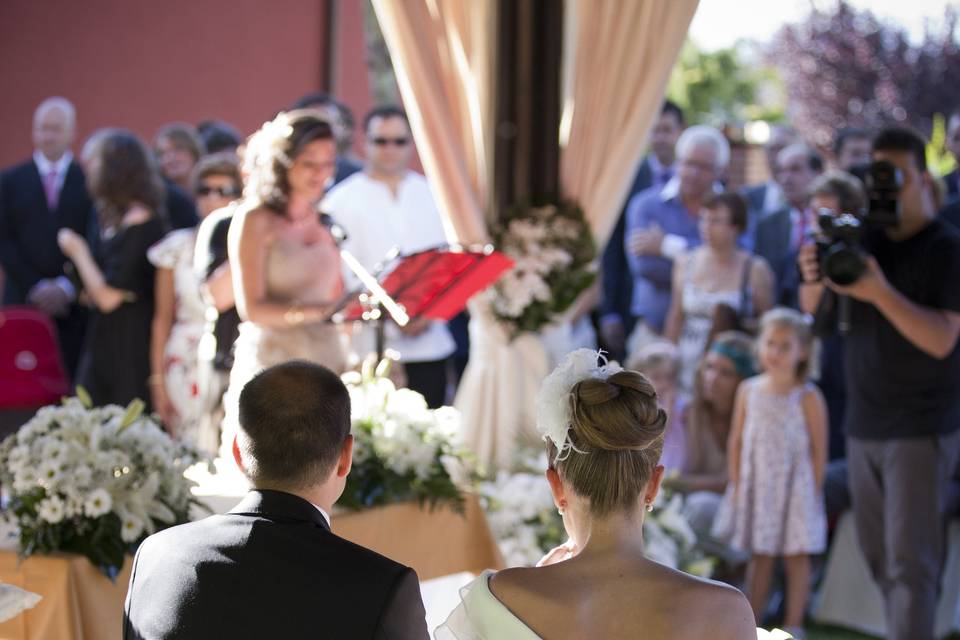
left=0, top=97, right=93, bottom=376
left=323, top=106, right=455, bottom=407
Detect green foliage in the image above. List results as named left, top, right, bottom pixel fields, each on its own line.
left=928, top=113, right=957, bottom=178
left=667, top=40, right=784, bottom=126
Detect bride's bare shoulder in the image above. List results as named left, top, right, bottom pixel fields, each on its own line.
left=669, top=573, right=756, bottom=639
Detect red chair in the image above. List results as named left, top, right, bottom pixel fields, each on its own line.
left=0, top=306, right=69, bottom=410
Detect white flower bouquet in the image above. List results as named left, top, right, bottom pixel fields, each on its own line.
left=0, top=393, right=200, bottom=578
left=481, top=452, right=715, bottom=576
left=490, top=201, right=596, bottom=337
left=338, top=362, right=473, bottom=513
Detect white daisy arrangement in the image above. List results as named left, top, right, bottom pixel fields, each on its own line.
left=490, top=201, right=596, bottom=337
left=0, top=392, right=200, bottom=578
left=337, top=361, right=473, bottom=513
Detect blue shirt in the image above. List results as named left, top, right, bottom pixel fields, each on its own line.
left=624, top=179, right=702, bottom=332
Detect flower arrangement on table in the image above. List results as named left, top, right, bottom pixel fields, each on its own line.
left=480, top=452, right=715, bottom=575
left=338, top=362, right=474, bottom=513
left=0, top=392, right=201, bottom=578
left=489, top=200, right=597, bottom=337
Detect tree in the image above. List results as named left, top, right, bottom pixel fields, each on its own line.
left=667, top=40, right=783, bottom=127
left=769, top=1, right=960, bottom=149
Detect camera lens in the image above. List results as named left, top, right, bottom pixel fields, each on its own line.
left=823, top=245, right=866, bottom=286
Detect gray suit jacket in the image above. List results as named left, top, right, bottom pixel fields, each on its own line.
left=754, top=206, right=800, bottom=307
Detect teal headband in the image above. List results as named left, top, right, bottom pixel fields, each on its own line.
left=710, top=341, right=757, bottom=379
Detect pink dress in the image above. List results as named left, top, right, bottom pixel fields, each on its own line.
left=712, top=378, right=826, bottom=555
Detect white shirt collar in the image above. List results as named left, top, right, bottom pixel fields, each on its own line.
left=34, top=150, right=73, bottom=177
left=310, top=502, right=332, bottom=527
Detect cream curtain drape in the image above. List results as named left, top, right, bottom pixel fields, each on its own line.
left=371, top=0, right=494, bottom=245
left=561, top=0, right=699, bottom=248
left=373, top=0, right=698, bottom=469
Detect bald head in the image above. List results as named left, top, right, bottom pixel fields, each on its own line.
left=33, top=97, right=76, bottom=162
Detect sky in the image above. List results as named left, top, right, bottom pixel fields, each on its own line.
left=688, top=0, right=959, bottom=51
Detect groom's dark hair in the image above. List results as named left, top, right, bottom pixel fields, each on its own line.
left=238, top=360, right=351, bottom=489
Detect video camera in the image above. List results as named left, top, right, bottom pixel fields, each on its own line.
left=815, top=159, right=902, bottom=285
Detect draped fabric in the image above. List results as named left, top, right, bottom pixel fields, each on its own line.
left=560, top=0, right=700, bottom=249
left=371, top=0, right=494, bottom=245
left=373, top=0, right=698, bottom=469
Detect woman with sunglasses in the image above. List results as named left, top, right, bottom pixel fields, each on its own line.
left=147, top=152, right=242, bottom=448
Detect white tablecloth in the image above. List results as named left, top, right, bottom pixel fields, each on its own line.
left=812, top=512, right=960, bottom=638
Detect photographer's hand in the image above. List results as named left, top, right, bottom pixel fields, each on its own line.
left=797, top=243, right=825, bottom=315
left=829, top=257, right=960, bottom=359
left=825, top=255, right=888, bottom=305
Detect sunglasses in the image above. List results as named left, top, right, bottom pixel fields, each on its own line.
left=196, top=185, right=241, bottom=198
left=371, top=137, right=409, bottom=147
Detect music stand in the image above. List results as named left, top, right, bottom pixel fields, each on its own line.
left=333, top=245, right=514, bottom=362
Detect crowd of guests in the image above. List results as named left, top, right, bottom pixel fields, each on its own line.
left=0, top=94, right=454, bottom=459
left=602, top=102, right=960, bottom=639
left=4, top=94, right=960, bottom=638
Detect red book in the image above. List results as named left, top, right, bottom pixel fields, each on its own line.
left=342, top=247, right=513, bottom=323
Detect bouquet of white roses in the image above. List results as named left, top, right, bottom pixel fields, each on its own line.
left=338, top=362, right=473, bottom=513
left=481, top=452, right=714, bottom=576
left=0, top=394, right=200, bottom=578
left=490, top=201, right=596, bottom=337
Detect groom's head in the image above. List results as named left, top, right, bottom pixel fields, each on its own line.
left=235, top=360, right=352, bottom=493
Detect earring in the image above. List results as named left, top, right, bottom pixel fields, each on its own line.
left=645, top=501, right=653, bottom=513
left=558, top=500, right=567, bottom=516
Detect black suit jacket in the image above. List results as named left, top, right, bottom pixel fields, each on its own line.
left=123, top=490, right=429, bottom=640
left=600, top=156, right=654, bottom=328
left=0, top=158, right=93, bottom=375
left=0, top=158, right=92, bottom=302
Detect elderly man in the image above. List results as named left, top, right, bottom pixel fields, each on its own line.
left=0, top=97, right=92, bottom=376
left=754, top=143, right=823, bottom=307
left=624, top=125, right=729, bottom=336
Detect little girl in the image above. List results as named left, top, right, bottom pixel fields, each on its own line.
left=712, top=307, right=828, bottom=638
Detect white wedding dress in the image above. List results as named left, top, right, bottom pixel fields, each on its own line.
left=435, top=570, right=541, bottom=639
left=435, top=570, right=785, bottom=639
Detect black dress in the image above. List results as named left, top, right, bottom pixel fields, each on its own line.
left=77, top=216, right=166, bottom=409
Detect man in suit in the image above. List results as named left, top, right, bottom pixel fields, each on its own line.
left=124, top=360, right=429, bottom=639
left=0, top=97, right=92, bottom=376
left=599, top=100, right=684, bottom=360
left=754, top=143, right=823, bottom=308
left=742, top=125, right=797, bottom=247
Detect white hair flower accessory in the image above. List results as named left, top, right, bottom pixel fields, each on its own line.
left=536, top=349, right=622, bottom=462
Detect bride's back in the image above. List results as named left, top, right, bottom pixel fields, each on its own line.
left=490, top=554, right=755, bottom=639
left=486, top=364, right=755, bottom=639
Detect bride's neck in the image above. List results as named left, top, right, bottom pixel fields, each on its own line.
left=573, top=509, right=647, bottom=558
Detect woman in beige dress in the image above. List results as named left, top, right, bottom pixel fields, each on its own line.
left=220, top=112, right=347, bottom=453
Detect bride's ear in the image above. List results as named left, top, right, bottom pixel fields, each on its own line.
left=546, top=467, right=566, bottom=508
left=644, top=464, right=665, bottom=508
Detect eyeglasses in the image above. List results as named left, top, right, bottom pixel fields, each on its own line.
left=196, top=185, right=241, bottom=198
left=371, top=137, right=409, bottom=147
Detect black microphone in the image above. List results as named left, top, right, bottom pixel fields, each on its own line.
left=319, top=212, right=348, bottom=246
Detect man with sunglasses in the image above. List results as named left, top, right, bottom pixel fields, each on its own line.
left=323, top=105, right=455, bottom=408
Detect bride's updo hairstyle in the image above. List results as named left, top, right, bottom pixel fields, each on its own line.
left=554, top=370, right=667, bottom=517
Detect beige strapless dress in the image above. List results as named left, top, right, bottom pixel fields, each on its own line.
left=219, top=229, right=347, bottom=454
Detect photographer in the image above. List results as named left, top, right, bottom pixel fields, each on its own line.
left=798, top=127, right=960, bottom=640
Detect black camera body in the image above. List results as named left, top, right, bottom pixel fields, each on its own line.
left=815, top=159, right=903, bottom=285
